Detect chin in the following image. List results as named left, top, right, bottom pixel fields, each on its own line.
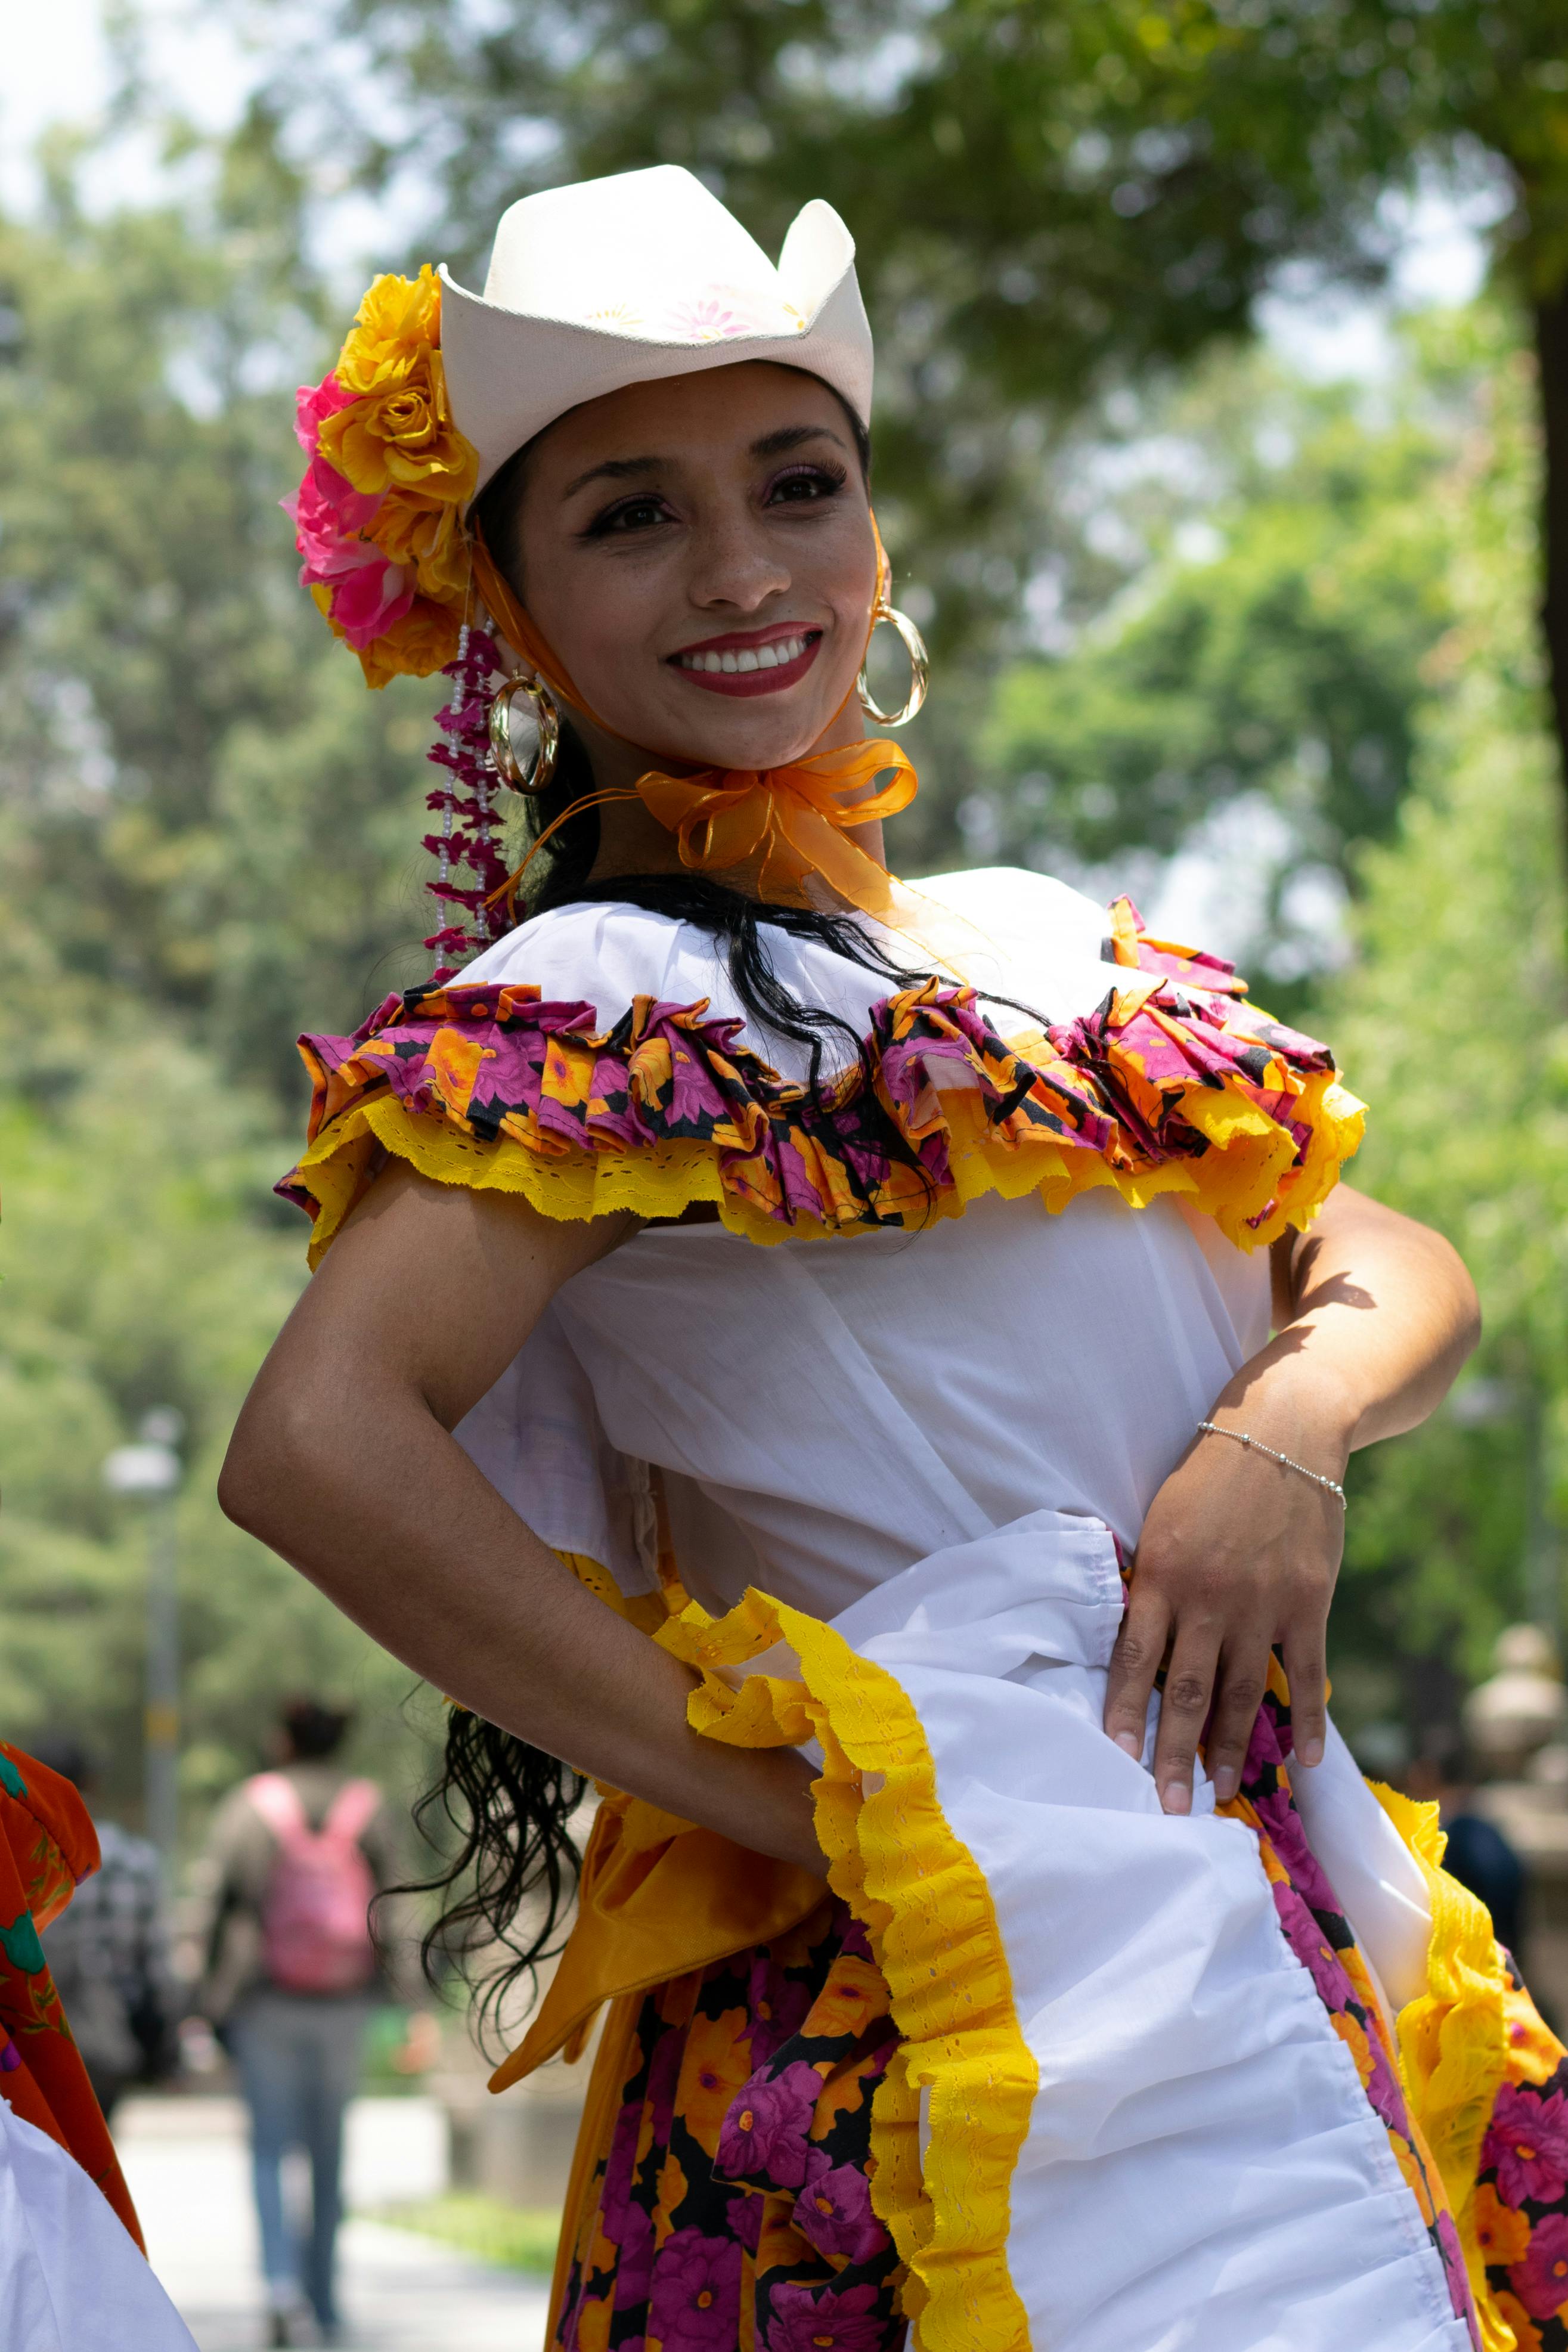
left=643, top=692, right=845, bottom=773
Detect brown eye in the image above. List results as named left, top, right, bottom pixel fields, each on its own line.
left=767, top=464, right=845, bottom=506
left=589, top=494, right=672, bottom=537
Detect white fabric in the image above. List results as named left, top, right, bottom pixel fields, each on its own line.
left=451, top=866, right=1453, bottom=2348
left=0, top=2102, right=194, bottom=2350
left=439, top=165, right=872, bottom=494
left=826, top=1519, right=1467, bottom=2352
left=457, top=866, right=1119, bottom=1083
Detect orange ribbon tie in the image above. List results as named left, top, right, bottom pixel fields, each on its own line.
left=635, top=742, right=916, bottom=916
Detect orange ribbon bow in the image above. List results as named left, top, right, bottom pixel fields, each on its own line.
left=636, top=741, right=916, bottom=915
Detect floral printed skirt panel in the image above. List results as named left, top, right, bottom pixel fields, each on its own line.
left=554, top=1894, right=907, bottom=2352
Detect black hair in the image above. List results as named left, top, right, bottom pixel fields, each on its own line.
left=24, top=1734, right=91, bottom=1789
left=399, top=1706, right=587, bottom=2049
left=283, top=1699, right=352, bottom=1761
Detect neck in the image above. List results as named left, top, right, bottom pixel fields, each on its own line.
left=572, top=696, right=889, bottom=893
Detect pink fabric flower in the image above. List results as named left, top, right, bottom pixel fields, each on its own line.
left=1510, top=2211, right=1568, bottom=2320
left=1486, top=2084, right=1568, bottom=2209
left=284, top=373, right=413, bottom=649
left=646, top=2228, right=742, bottom=2351
left=792, top=2145, right=887, bottom=2266
left=715, top=2060, right=822, bottom=2190
left=293, top=370, right=357, bottom=454
left=329, top=552, right=414, bottom=648
left=285, top=458, right=383, bottom=580
left=763, top=2280, right=894, bottom=2352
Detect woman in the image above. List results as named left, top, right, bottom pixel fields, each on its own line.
left=224, top=165, right=1561, bottom=2352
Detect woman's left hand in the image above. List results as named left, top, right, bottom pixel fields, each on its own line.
left=1101, top=1183, right=1480, bottom=1816
left=1101, top=1370, right=1347, bottom=1814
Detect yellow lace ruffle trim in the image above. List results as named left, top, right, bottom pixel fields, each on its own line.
left=657, top=1589, right=1036, bottom=2352
left=287, top=1058, right=1362, bottom=1270
left=1372, top=1783, right=1513, bottom=2351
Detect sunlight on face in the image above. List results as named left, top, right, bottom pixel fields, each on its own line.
left=509, top=362, right=878, bottom=772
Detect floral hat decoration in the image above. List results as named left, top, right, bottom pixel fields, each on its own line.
left=286, top=167, right=928, bottom=975
left=289, top=265, right=475, bottom=693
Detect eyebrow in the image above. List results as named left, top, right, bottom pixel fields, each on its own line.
left=560, top=422, right=847, bottom=501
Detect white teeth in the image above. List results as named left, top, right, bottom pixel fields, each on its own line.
left=680, top=634, right=810, bottom=673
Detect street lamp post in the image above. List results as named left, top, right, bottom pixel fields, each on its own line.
left=103, top=1409, right=184, bottom=1863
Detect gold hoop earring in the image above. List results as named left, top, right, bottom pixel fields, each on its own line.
left=857, top=602, right=929, bottom=727
left=488, top=674, right=561, bottom=795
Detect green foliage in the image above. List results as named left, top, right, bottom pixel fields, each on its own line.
left=1320, top=324, right=1568, bottom=1743
left=0, top=148, right=441, bottom=1091
left=254, top=0, right=1568, bottom=637
left=0, top=154, right=451, bottom=1838
left=981, top=344, right=1462, bottom=873
left=0, top=1014, right=435, bottom=1827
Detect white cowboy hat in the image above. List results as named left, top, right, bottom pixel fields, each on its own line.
left=439, top=164, right=873, bottom=495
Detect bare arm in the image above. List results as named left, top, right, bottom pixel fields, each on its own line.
left=1102, top=1183, right=1479, bottom=1814
left=219, top=1167, right=826, bottom=1874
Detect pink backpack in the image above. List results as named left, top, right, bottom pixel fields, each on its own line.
left=247, top=1772, right=380, bottom=1995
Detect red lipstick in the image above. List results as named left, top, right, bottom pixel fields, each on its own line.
left=668, top=623, right=823, bottom=699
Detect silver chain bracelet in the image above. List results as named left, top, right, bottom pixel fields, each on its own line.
left=1196, top=1421, right=1347, bottom=1510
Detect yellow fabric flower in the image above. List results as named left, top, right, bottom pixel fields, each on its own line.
left=1330, top=2010, right=1376, bottom=2092
left=336, top=265, right=444, bottom=395
left=346, top=596, right=464, bottom=691
left=1504, top=1978, right=1567, bottom=2087
left=1395, top=2131, right=1437, bottom=2227
left=318, top=351, right=478, bottom=504
left=367, top=491, right=471, bottom=604
left=803, top=1956, right=888, bottom=2047
left=678, top=2007, right=754, bottom=2156
left=653, top=2149, right=689, bottom=2248
left=1495, top=2289, right=1544, bottom=2352
left=1474, top=2181, right=1532, bottom=2268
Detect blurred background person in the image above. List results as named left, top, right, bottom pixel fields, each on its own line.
left=33, top=1731, right=179, bottom=2126
left=196, top=1699, right=432, bottom=2349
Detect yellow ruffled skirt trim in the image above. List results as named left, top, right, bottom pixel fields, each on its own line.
left=658, top=1589, right=1037, bottom=2352
left=1373, top=1784, right=1513, bottom=2350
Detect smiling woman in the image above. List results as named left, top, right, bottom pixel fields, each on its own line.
left=470, top=363, right=883, bottom=884
left=220, top=163, right=1560, bottom=2352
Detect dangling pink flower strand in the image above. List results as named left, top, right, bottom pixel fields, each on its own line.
left=422, top=624, right=515, bottom=979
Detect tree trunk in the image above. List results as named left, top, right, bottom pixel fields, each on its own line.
left=1536, top=283, right=1568, bottom=806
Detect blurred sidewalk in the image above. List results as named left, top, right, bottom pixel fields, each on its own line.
left=116, top=2095, right=552, bottom=2352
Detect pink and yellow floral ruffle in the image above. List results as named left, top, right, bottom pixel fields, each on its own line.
left=278, top=901, right=1365, bottom=1263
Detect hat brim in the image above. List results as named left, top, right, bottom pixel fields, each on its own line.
left=441, top=250, right=873, bottom=498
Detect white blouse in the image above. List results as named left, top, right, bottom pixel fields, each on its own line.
left=454, top=867, right=1272, bottom=1619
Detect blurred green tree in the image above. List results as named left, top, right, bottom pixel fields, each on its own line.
left=0, top=147, right=449, bottom=1828
left=975, top=312, right=1506, bottom=993
left=0, top=127, right=439, bottom=1093
left=0, top=1022, right=433, bottom=1827
left=259, top=0, right=1568, bottom=804
left=1320, top=317, right=1568, bottom=1751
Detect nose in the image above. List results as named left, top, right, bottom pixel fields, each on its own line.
left=683, top=505, right=792, bottom=615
